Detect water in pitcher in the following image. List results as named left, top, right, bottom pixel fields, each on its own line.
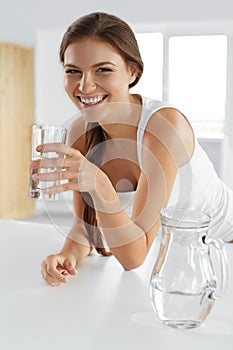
left=149, top=208, right=229, bottom=329
left=150, top=277, right=215, bottom=329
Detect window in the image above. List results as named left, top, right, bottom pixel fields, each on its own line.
left=133, top=31, right=228, bottom=138
left=168, top=35, right=227, bottom=137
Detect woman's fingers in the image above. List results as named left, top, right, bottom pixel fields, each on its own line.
left=32, top=169, right=79, bottom=182
left=30, top=144, right=83, bottom=173
left=41, top=261, right=67, bottom=286
left=30, top=143, right=100, bottom=194
left=41, top=255, right=77, bottom=286
left=63, top=258, right=78, bottom=275
left=31, top=157, right=66, bottom=169
left=44, top=181, right=79, bottom=194
left=31, top=153, right=83, bottom=170
left=36, top=142, right=81, bottom=157
left=42, top=269, right=66, bottom=286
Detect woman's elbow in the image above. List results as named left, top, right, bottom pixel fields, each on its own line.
left=121, top=255, right=146, bottom=271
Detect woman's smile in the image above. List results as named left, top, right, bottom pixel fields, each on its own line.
left=77, top=94, right=108, bottom=108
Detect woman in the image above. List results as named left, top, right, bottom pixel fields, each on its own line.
left=32, top=12, right=233, bottom=286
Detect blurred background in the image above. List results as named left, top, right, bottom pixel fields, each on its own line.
left=0, top=0, right=233, bottom=225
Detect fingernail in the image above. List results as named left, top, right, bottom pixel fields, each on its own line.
left=32, top=174, right=39, bottom=181
left=30, top=161, right=37, bottom=168
left=37, top=145, right=42, bottom=151
left=62, top=271, right=68, bottom=276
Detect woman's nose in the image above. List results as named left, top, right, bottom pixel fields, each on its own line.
left=79, top=73, right=96, bottom=93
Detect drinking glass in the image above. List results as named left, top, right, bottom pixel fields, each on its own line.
left=29, top=125, right=67, bottom=200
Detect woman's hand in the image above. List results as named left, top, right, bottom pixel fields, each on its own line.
left=30, top=143, right=106, bottom=195
left=41, top=252, right=78, bottom=286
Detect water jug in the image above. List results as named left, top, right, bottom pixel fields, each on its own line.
left=150, top=207, right=229, bottom=329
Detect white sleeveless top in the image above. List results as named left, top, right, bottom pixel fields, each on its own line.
left=117, top=96, right=233, bottom=242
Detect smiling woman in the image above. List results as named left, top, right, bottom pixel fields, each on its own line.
left=33, top=12, right=233, bottom=287
left=58, top=14, right=144, bottom=259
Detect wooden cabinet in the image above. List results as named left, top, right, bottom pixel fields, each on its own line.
left=0, top=43, right=35, bottom=219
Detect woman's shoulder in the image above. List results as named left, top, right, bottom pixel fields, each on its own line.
left=140, top=96, right=194, bottom=138
left=141, top=96, right=195, bottom=166
left=140, top=96, right=180, bottom=130
left=141, top=96, right=193, bottom=136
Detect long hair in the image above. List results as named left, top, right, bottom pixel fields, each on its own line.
left=60, top=12, right=144, bottom=256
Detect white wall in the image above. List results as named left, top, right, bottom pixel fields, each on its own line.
left=35, top=28, right=77, bottom=125
left=1, top=0, right=233, bottom=47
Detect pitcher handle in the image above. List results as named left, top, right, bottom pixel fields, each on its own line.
left=204, top=236, right=230, bottom=297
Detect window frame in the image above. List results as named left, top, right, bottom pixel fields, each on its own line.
left=133, top=20, right=233, bottom=139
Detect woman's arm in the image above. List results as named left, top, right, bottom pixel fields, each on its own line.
left=60, top=190, right=92, bottom=258
left=40, top=118, right=92, bottom=286
left=40, top=190, right=92, bottom=286
left=89, top=107, right=194, bottom=270
left=37, top=108, right=194, bottom=271
left=61, top=116, right=92, bottom=258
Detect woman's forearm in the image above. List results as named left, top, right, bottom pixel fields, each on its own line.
left=61, top=219, right=92, bottom=261
left=89, top=174, right=150, bottom=269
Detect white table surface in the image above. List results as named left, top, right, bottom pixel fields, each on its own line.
left=1, top=219, right=233, bottom=350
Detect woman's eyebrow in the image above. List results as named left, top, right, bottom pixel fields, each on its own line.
left=63, top=63, right=80, bottom=68
left=64, top=61, right=117, bottom=68
left=92, top=61, right=117, bottom=67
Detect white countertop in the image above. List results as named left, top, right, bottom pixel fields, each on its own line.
left=1, top=219, right=233, bottom=350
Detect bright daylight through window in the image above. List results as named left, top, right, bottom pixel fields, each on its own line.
left=168, top=35, right=227, bottom=138
left=133, top=33, right=228, bottom=138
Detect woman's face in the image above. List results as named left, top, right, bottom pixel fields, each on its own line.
left=63, top=38, right=138, bottom=110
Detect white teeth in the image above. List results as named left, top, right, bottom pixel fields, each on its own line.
left=80, top=96, right=104, bottom=105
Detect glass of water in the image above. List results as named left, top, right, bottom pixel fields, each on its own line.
left=29, top=124, right=67, bottom=200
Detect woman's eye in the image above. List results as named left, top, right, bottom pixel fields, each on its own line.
left=97, top=67, right=112, bottom=73
left=65, top=69, right=81, bottom=75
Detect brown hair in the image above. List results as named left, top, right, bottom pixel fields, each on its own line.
left=60, top=12, right=144, bottom=256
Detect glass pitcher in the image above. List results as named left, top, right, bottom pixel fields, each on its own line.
left=150, top=207, right=229, bottom=329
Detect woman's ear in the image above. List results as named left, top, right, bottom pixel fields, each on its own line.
left=128, top=63, right=139, bottom=85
